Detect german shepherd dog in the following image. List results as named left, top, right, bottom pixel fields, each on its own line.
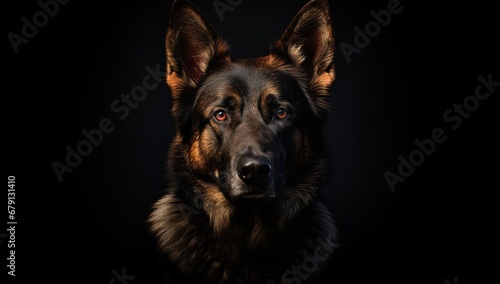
left=149, top=0, right=338, bottom=282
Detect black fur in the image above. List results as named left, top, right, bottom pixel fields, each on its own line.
left=150, top=0, right=338, bottom=283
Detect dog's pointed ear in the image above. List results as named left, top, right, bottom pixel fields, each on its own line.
left=271, top=0, right=335, bottom=113
left=166, top=0, right=230, bottom=93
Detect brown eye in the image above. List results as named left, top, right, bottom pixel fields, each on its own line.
left=214, top=110, right=227, bottom=121
left=276, top=108, right=288, bottom=120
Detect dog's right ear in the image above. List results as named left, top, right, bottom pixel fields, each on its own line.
left=166, top=0, right=230, bottom=95
left=271, top=0, right=334, bottom=118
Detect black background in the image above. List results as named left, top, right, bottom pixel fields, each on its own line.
left=4, top=0, right=498, bottom=283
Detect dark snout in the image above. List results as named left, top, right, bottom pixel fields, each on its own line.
left=229, top=120, right=279, bottom=199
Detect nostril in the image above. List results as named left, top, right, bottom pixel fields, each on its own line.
left=256, top=163, right=271, bottom=180
left=239, top=166, right=252, bottom=180
left=237, top=159, right=255, bottom=181
left=237, top=157, right=272, bottom=184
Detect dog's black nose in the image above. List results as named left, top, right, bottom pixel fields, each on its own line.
left=237, top=157, right=271, bottom=185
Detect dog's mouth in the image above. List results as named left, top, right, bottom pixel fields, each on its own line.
left=239, top=186, right=278, bottom=199
left=216, top=172, right=278, bottom=201
left=239, top=192, right=269, bottom=199
left=228, top=180, right=279, bottom=201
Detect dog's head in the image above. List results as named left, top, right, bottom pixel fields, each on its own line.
left=166, top=0, right=334, bottom=201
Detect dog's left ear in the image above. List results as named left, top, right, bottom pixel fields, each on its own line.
left=166, top=0, right=230, bottom=93
left=271, top=0, right=334, bottom=115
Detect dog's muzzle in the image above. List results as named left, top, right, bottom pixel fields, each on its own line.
left=236, top=155, right=273, bottom=198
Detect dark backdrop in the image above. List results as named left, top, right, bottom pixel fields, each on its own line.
left=4, top=0, right=498, bottom=283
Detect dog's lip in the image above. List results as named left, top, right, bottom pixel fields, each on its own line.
left=239, top=192, right=268, bottom=199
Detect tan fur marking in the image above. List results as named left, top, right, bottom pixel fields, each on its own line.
left=315, top=69, right=335, bottom=90
left=259, top=86, right=280, bottom=109
left=202, top=184, right=234, bottom=235
left=166, top=71, right=184, bottom=98
left=189, top=137, right=203, bottom=171
left=189, top=129, right=219, bottom=175
left=261, top=54, right=286, bottom=68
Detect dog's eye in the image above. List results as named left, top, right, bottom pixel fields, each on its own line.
left=275, top=108, right=288, bottom=120
left=214, top=110, right=228, bottom=121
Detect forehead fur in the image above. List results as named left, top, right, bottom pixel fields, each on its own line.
left=195, top=60, right=308, bottom=108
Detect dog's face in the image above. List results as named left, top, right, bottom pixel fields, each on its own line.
left=166, top=0, right=334, bottom=201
